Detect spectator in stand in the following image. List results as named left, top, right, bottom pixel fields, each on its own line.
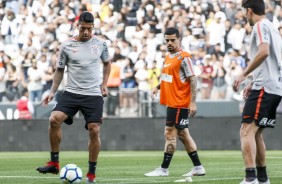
left=120, top=58, right=137, bottom=113
left=200, top=55, right=214, bottom=99
left=0, top=0, right=281, bottom=108
left=206, top=13, right=226, bottom=54
left=224, top=0, right=237, bottom=24
left=144, top=4, right=159, bottom=34
left=5, top=63, right=19, bottom=102
left=16, top=88, right=34, bottom=120
left=211, top=55, right=227, bottom=100
left=212, top=43, right=225, bottom=58
left=128, top=45, right=140, bottom=64
left=27, top=59, right=44, bottom=102
left=273, top=7, right=282, bottom=27
left=0, top=63, right=5, bottom=102
left=106, top=60, right=121, bottom=116
left=279, top=25, right=282, bottom=36
left=224, top=19, right=233, bottom=52
left=1, top=8, right=18, bottom=44
left=233, top=49, right=247, bottom=69
left=135, top=61, right=149, bottom=115
left=37, top=54, right=50, bottom=74
left=227, top=20, right=246, bottom=51
left=147, top=60, right=161, bottom=90
left=42, top=65, right=54, bottom=95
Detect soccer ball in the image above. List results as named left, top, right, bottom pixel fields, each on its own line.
left=59, top=164, right=82, bottom=183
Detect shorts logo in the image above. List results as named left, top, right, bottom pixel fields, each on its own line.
left=91, top=45, right=99, bottom=55
left=179, top=119, right=189, bottom=126
left=259, top=117, right=275, bottom=127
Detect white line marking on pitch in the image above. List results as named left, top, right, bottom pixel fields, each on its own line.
left=1, top=175, right=281, bottom=184
left=0, top=176, right=57, bottom=179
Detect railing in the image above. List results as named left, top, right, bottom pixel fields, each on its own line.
left=1, top=88, right=281, bottom=120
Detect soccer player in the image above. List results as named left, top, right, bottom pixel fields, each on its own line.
left=36, top=11, right=111, bottom=183
left=144, top=27, right=205, bottom=178
left=233, top=1, right=282, bottom=184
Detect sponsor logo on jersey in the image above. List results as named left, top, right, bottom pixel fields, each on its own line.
left=160, top=73, right=173, bottom=83
left=91, top=45, right=99, bottom=55
left=164, top=63, right=171, bottom=68
left=68, top=43, right=78, bottom=47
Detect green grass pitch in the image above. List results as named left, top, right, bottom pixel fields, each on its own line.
left=0, top=151, right=281, bottom=184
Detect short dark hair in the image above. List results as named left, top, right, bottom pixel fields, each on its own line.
left=242, top=0, right=265, bottom=15
left=79, top=11, right=94, bottom=23
left=164, top=27, right=180, bottom=38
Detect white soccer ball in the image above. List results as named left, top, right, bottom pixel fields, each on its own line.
left=60, top=164, right=82, bottom=183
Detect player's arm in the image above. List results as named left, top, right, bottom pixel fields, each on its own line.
left=233, top=23, right=270, bottom=92
left=101, top=41, right=111, bottom=97
left=42, top=44, right=66, bottom=106
left=242, top=43, right=269, bottom=78
left=189, top=76, right=197, bottom=103
left=188, top=75, right=197, bottom=117
left=151, top=64, right=164, bottom=99
left=182, top=56, right=197, bottom=117
left=50, top=44, right=67, bottom=94
left=102, top=61, right=111, bottom=87
left=50, top=68, right=65, bottom=94
left=151, top=83, right=160, bottom=99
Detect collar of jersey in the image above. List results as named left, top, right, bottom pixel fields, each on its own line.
left=169, top=51, right=181, bottom=58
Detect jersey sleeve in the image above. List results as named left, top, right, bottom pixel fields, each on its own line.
left=57, top=44, right=67, bottom=68
left=181, top=57, right=195, bottom=78
left=254, top=21, right=270, bottom=46
left=100, top=41, right=110, bottom=62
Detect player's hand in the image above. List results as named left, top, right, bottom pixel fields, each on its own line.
left=151, top=87, right=158, bottom=99
left=41, top=92, right=55, bottom=107
left=101, top=85, right=108, bottom=97
left=232, top=74, right=245, bottom=92
left=243, top=82, right=252, bottom=100
left=189, top=102, right=197, bottom=117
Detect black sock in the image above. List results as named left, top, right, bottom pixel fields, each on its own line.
left=188, top=151, right=201, bottom=166
left=245, top=168, right=256, bottom=182
left=257, top=166, right=268, bottom=182
left=51, top=152, right=59, bottom=162
left=161, top=153, right=173, bottom=169
left=88, top=161, right=97, bottom=174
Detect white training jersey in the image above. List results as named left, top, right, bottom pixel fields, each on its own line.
left=250, top=18, right=282, bottom=96
left=57, top=35, right=110, bottom=96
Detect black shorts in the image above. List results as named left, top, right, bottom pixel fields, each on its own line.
left=166, top=107, right=190, bottom=129
left=53, top=91, right=104, bottom=129
left=242, top=88, right=281, bottom=128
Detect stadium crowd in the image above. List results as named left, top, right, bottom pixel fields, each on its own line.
left=0, top=0, right=282, bottom=114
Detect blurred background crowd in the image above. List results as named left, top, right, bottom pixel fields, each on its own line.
left=0, top=0, right=282, bottom=116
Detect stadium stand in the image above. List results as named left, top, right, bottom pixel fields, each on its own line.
left=0, top=0, right=282, bottom=117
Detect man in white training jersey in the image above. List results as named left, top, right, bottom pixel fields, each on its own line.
left=36, top=11, right=111, bottom=183
left=233, top=0, right=282, bottom=184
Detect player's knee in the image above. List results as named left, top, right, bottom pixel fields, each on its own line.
left=177, top=130, right=184, bottom=139
left=164, top=127, right=174, bottom=137
left=240, top=128, right=248, bottom=138
left=88, top=124, right=100, bottom=138
left=177, top=129, right=190, bottom=141
left=240, top=126, right=255, bottom=139
left=49, top=115, right=62, bottom=128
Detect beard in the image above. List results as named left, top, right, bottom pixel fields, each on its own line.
left=79, top=34, right=90, bottom=41
left=167, top=46, right=175, bottom=52
left=248, top=18, right=254, bottom=26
